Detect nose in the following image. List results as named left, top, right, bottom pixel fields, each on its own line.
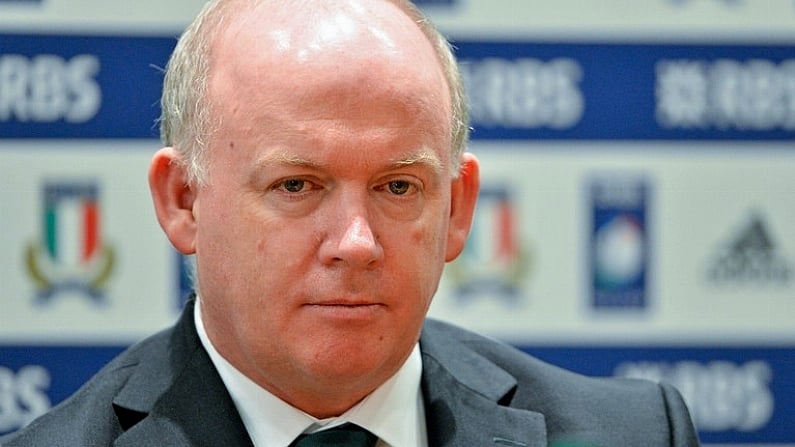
left=319, top=210, right=384, bottom=268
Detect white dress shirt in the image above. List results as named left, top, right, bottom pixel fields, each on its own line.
left=194, top=298, right=428, bottom=447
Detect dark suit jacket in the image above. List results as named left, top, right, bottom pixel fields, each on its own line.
left=3, top=300, right=699, bottom=446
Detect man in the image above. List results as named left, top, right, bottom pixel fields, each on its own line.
left=4, top=0, right=700, bottom=446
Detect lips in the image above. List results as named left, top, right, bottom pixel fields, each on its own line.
left=307, top=302, right=384, bottom=310
left=303, top=300, right=385, bottom=320
left=310, top=300, right=380, bottom=306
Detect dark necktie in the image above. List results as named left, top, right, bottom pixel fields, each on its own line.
left=289, top=423, right=378, bottom=447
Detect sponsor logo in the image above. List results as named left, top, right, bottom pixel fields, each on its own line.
left=590, top=176, right=649, bottom=309
left=615, top=360, right=774, bottom=432
left=460, top=57, right=584, bottom=130
left=25, top=181, right=115, bottom=303
left=446, top=185, right=530, bottom=305
left=0, top=54, right=101, bottom=123
left=656, top=58, right=795, bottom=131
left=0, top=365, right=51, bottom=435
left=706, top=212, right=793, bottom=285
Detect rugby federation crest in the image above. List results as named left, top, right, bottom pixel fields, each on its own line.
left=25, top=181, right=115, bottom=303
left=446, top=185, right=529, bottom=305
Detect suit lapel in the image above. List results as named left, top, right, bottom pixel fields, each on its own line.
left=113, top=349, right=253, bottom=447
left=111, top=300, right=254, bottom=447
left=420, top=321, right=547, bottom=447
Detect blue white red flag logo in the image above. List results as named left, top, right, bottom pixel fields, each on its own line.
left=25, top=181, right=115, bottom=303
left=447, top=185, right=529, bottom=305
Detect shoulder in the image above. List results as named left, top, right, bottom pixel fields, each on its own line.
left=421, top=319, right=699, bottom=446
left=1, top=327, right=176, bottom=446
left=2, top=300, right=206, bottom=446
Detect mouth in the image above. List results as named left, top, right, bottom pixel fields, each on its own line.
left=311, top=299, right=379, bottom=306
left=303, top=300, right=385, bottom=321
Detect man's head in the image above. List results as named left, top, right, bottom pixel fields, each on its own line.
left=149, top=0, right=479, bottom=418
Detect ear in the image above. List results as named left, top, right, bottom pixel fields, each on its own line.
left=148, top=147, right=198, bottom=255
left=445, top=152, right=480, bottom=262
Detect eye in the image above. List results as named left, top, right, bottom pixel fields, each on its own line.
left=280, top=179, right=307, bottom=193
left=387, top=180, right=411, bottom=195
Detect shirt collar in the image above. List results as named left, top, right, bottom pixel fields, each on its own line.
left=194, top=297, right=426, bottom=447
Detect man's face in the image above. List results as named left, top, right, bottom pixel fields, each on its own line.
left=184, top=1, right=473, bottom=417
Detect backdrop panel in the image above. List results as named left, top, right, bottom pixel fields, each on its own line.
left=1, top=1, right=793, bottom=444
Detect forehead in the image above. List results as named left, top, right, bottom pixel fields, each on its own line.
left=205, top=0, right=451, bottom=137
left=209, top=0, right=450, bottom=158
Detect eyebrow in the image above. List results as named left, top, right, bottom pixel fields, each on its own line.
left=255, top=148, right=444, bottom=173
left=255, top=152, right=322, bottom=169
left=390, top=149, right=443, bottom=173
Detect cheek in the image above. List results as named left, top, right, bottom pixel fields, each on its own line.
left=413, top=205, right=450, bottom=254
left=195, top=197, right=264, bottom=281
left=397, top=215, right=448, bottom=283
left=253, top=215, right=318, bottom=256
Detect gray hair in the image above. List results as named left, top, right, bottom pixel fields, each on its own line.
left=159, top=0, right=469, bottom=185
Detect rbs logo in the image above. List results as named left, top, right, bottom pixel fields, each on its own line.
left=615, top=360, right=774, bottom=432
left=0, top=366, right=51, bottom=434
left=0, top=54, right=101, bottom=123
left=460, top=57, right=584, bottom=129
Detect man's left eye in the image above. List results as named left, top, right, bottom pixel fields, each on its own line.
left=387, top=180, right=411, bottom=195
left=282, top=179, right=306, bottom=193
